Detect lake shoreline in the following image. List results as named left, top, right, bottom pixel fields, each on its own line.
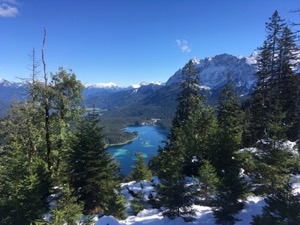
left=107, top=125, right=167, bottom=175
left=105, top=124, right=167, bottom=149
left=105, top=137, right=136, bottom=148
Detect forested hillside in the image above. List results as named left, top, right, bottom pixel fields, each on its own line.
left=0, top=11, right=299, bottom=225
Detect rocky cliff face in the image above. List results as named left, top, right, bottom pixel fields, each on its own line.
left=166, top=53, right=257, bottom=96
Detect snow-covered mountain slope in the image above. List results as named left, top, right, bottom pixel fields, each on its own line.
left=83, top=82, right=127, bottom=96
left=0, top=78, right=27, bottom=101
left=93, top=173, right=300, bottom=225
left=166, top=53, right=257, bottom=96
left=84, top=82, right=120, bottom=89
left=130, top=81, right=165, bottom=89
left=0, top=78, right=14, bottom=87
left=83, top=81, right=164, bottom=97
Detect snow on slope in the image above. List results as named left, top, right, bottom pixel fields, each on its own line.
left=84, top=82, right=119, bottom=89
left=93, top=139, right=300, bottom=225
left=94, top=176, right=300, bottom=225
left=166, top=53, right=257, bottom=94
left=131, top=81, right=164, bottom=89
left=0, top=78, right=26, bottom=87
left=92, top=140, right=300, bottom=225
left=94, top=178, right=267, bottom=225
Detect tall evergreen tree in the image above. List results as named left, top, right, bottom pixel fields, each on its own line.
left=248, top=11, right=299, bottom=144
left=248, top=40, right=273, bottom=143
left=214, top=73, right=244, bottom=176
left=252, top=104, right=298, bottom=195
left=247, top=12, right=299, bottom=195
left=68, top=111, right=126, bottom=218
left=153, top=59, right=205, bottom=220
left=249, top=11, right=284, bottom=143
left=296, top=75, right=300, bottom=154
left=277, top=26, right=299, bottom=141
left=213, top=74, right=249, bottom=225
left=0, top=102, right=50, bottom=225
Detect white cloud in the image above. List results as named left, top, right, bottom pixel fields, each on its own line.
left=0, top=0, right=19, bottom=17
left=176, top=39, right=191, bottom=53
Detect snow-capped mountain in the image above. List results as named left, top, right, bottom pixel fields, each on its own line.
left=166, top=53, right=257, bottom=96
left=131, top=81, right=165, bottom=89
left=0, top=78, right=27, bottom=115
left=84, top=82, right=119, bottom=89
left=0, top=78, right=27, bottom=100
left=83, top=82, right=127, bottom=96
left=83, top=81, right=165, bottom=97
left=0, top=78, right=14, bottom=87
left=1, top=52, right=285, bottom=119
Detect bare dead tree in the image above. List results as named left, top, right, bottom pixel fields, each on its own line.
left=41, top=27, right=52, bottom=173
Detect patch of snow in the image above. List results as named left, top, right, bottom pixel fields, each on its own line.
left=0, top=78, right=14, bottom=87
left=236, top=196, right=265, bottom=225
left=131, top=81, right=163, bottom=89
left=191, top=57, right=200, bottom=65
left=247, top=52, right=258, bottom=65
left=116, top=179, right=270, bottom=225
left=192, top=156, right=198, bottom=163
left=131, top=84, right=141, bottom=89
left=293, top=183, right=300, bottom=194
left=292, top=175, right=300, bottom=194
left=95, top=215, right=121, bottom=225
left=136, top=209, right=160, bottom=218
left=84, top=82, right=119, bottom=89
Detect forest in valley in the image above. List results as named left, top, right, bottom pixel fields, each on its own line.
left=0, top=11, right=300, bottom=225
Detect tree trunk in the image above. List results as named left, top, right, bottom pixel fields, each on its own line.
left=42, top=28, right=52, bottom=173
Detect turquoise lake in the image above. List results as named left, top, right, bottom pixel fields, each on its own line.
left=108, top=125, right=168, bottom=176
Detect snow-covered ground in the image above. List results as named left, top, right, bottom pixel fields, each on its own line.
left=93, top=175, right=300, bottom=225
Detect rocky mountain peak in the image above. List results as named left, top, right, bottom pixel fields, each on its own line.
left=166, top=53, right=257, bottom=95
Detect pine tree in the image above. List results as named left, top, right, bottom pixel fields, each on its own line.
left=0, top=102, right=50, bottom=225
left=297, top=75, right=300, bottom=154
left=48, top=185, right=83, bottom=225
left=195, top=160, right=219, bottom=206
left=129, top=152, right=152, bottom=182
left=104, top=191, right=127, bottom=220
left=252, top=183, right=300, bottom=225
left=212, top=74, right=249, bottom=224
left=153, top=60, right=204, bottom=221
left=213, top=173, right=246, bottom=225
left=68, top=111, right=126, bottom=217
left=248, top=40, right=273, bottom=143
left=252, top=102, right=298, bottom=195
left=214, top=73, right=244, bottom=176
left=248, top=11, right=299, bottom=144
left=249, top=11, right=285, bottom=143
left=159, top=176, right=195, bottom=221
left=277, top=26, right=299, bottom=141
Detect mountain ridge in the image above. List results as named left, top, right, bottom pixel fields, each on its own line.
left=0, top=52, right=259, bottom=119
left=0, top=52, right=257, bottom=92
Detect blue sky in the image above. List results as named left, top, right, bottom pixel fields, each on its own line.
left=0, top=0, right=299, bottom=86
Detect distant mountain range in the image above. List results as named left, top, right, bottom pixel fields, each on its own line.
left=0, top=53, right=259, bottom=120
left=85, top=53, right=259, bottom=127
